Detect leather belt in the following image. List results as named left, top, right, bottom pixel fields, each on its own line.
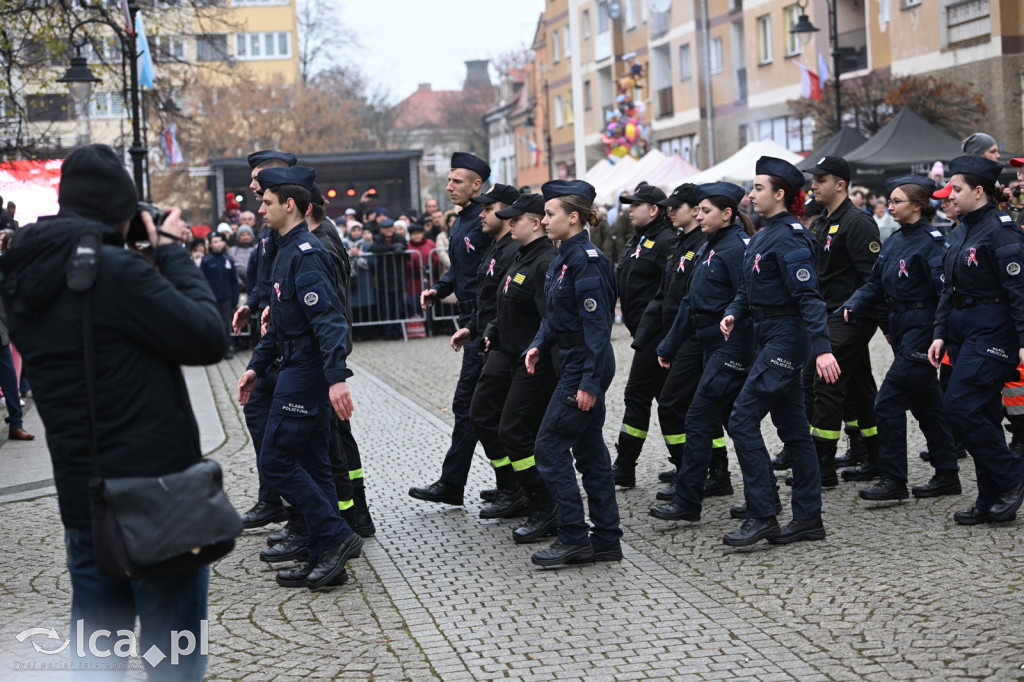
left=748, top=304, right=799, bottom=321
left=951, top=294, right=1003, bottom=309
left=691, top=311, right=724, bottom=329
left=885, top=298, right=927, bottom=312
left=456, top=299, right=476, bottom=314
left=276, top=336, right=319, bottom=357
left=556, top=331, right=586, bottom=348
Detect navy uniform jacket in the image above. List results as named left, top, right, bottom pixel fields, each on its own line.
left=466, top=231, right=519, bottom=339
left=199, top=249, right=237, bottom=303
left=658, top=222, right=751, bottom=359
left=530, top=231, right=617, bottom=396
left=844, top=218, right=944, bottom=364
left=248, top=222, right=352, bottom=385
left=430, top=201, right=492, bottom=305
left=633, top=226, right=707, bottom=351
left=483, top=236, right=558, bottom=358
left=809, top=197, right=880, bottom=310
left=617, top=214, right=677, bottom=336
left=725, top=211, right=832, bottom=357
left=934, top=203, right=1024, bottom=348
left=244, top=224, right=277, bottom=313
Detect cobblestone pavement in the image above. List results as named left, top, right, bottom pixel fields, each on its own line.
left=1, top=326, right=1023, bottom=680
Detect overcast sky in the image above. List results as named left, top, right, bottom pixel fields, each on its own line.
left=334, top=0, right=545, bottom=102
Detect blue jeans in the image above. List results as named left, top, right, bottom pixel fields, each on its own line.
left=0, top=344, right=23, bottom=429
left=64, top=528, right=208, bottom=681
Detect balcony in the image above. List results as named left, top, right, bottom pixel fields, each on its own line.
left=651, top=10, right=670, bottom=40
left=656, top=87, right=673, bottom=119
left=836, top=27, right=868, bottom=74
left=594, top=31, right=612, bottom=62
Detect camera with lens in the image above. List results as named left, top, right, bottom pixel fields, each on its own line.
left=126, top=203, right=167, bottom=249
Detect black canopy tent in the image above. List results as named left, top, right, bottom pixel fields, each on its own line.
left=797, top=127, right=868, bottom=172
left=844, top=109, right=962, bottom=188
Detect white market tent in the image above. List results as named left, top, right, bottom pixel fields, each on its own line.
left=584, top=158, right=616, bottom=186
left=590, top=155, right=637, bottom=204
left=595, top=150, right=677, bottom=204
left=649, top=155, right=701, bottom=194
left=687, top=139, right=803, bottom=185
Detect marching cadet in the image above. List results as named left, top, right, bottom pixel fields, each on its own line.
left=453, top=183, right=527, bottom=518
left=649, top=182, right=755, bottom=523
left=634, top=184, right=732, bottom=501
left=841, top=174, right=961, bottom=502
left=929, top=155, right=1024, bottom=525
left=792, top=157, right=881, bottom=487
left=411, top=152, right=495, bottom=507
left=478, top=193, right=560, bottom=542
left=720, top=157, right=839, bottom=547
left=610, top=181, right=677, bottom=488
left=237, top=166, right=362, bottom=590
left=525, top=180, right=621, bottom=567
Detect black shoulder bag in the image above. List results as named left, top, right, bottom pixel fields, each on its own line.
left=71, top=231, right=242, bottom=581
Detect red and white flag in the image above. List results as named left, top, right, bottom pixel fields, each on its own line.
left=120, top=0, right=135, bottom=36
left=797, top=62, right=822, bottom=101
left=161, top=124, right=183, bottom=166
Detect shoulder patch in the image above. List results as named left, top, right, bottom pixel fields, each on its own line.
left=868, top=241, right=881, bottom=253
left=928, top=230, right=943, bottom=239
left=586, top=248, right=599, bottom=258
left=513, top=272, right=526, bottom=284
left=791, top=223, right=804, bottom=231
left=684, top=251, right=695, bottom=260
left=828, top=225, right=839, bottom=234
left=999, top=214, right=1012, bottom=223
left=298, top=242, right=312, bottom=251
left=741, top=237, right=750, bottom=246
left=795, top=268, right=811, bottom=282
left=303, top=291, right=319, bottom=306
left=643, top=238, right=655, bottom=248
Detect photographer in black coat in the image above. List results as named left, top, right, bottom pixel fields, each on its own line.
left=0, top=144, right=224, bottom=680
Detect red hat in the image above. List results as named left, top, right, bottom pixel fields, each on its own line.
left=932, top=181, right=953, bottom=199
left=1010, top=158, right=1024, bottom=168
left=225, top=196, right=241, bottom=211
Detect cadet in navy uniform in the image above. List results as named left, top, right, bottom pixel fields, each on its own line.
left=637, top=184, right=732, bottom=501
left=611, top=181, right=677, bottom=488
left=453, top=183, right=527, bottom=518
left=480, top=193, right=560, bottom=542
left=842, top=174, right=961, bottom=502
left=237, top=166, right=363, bottom=590
left=649, top=182, right=755, bottom=522
left=234, top=150, right=296, bottom=531
left=525, top=180, right=621, bottom=566
left=412, top=152, right=495, bottom=507
left=720, top=157, right=840, bottom=546
left=929, top=155, right=1024, bottom=525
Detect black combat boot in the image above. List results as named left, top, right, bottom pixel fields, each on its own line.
left=835, top=424, right=866, bottom=467
left=350, top=485, right=376, bottom=538
left=611, top=436, right=643, bottom=488
left=512, top=489, right=558, bottom=544
left=770, top=445, right=792, bottom=470
left=841, top=435, right=881, bottom=481
left=703, top=446, right=733, bottom=496
left=816, top=438, right=839, bottom=488
left=658, top=441, right=685, bottom=483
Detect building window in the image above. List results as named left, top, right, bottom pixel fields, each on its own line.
left=151, top=35, right=185, bottom=62
left=89, top=91, right=126, bottom=119
left=582, top=9, right=591, bottom=38
left=584, top=80, right=593, bottom=110
left=757, top=114, right=814, bottom=153
left=563, top=25, right=571, bottom=57
left=757, top=15, right=772, bottom=64
left=83, top=37, right=122, bottom=64
left=625, top=0, right=637, bottom=29
left=552, top=29, right=561, bottom=62
left=26, top=94, right=69, bottom=122
left=710, top=37, right=724, bottom=74
left=784, top=5, right=801, bottom=56
left=235, top=31, right=292, bottom=60
left=196, top=34, right=228, bottom=62
left=679, top=43, right=691, bottom=80
left=232, top=0, right=290, bottom=5
left=565, top=90, right=574, bottom=125
left=555, top=94, right=565, bottom=127
left=944, top=0, right=990, bottom=48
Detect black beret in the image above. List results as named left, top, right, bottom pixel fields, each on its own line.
left=470, top=183, right=520, bottom=205
left=496, top=193, right=546, bottom=219
left=309, top=182, right=325, bottom=206
left=695, top=182, right=746, bottom=205
left=256, top=166, right=316, bottom=192
left=541, top=179, right=596, bottom=204
left=247, top=149, right=297, bottom=169
left=451, top=152, right=491, bottom=180
left=884, top=174, right=937, bottom=197
left=808, top=155, right=851, bottom=182
left=58, top=144, right=138, bottom=226
left=755, top=156, right=805, bottom=193
left=949, top=155, right=1002, bottom=183
left=658, top=183, right=699, bottom=208
left=620, top=181, right=667, bottom=205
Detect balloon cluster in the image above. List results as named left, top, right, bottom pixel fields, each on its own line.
left=602, top=61, right=650, bottom=161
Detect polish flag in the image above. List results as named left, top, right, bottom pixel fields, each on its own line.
left=797, top=63, right=822, bottom=101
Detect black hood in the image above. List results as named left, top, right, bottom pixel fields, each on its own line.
left=0, top=214, right=123, bottom=317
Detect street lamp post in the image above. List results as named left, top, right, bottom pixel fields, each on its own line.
left=58, top=1, right=147, bottom=198
left=790, top=0, right=842, bottom=132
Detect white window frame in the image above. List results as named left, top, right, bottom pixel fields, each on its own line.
left=784, top=5, right=802, bottom=56
left=679, top=43, right=692, bottom=81
left=555, top=94, right=565, bottom=127
left=624, top=0, right=637, bottom=30
left=89, top=91, right=126, bottom=119
left=234, top=31, right=292, bottom=61
left=552, top=29, right=561, bottom=63
left=151, top=34, right=186, bottom=62
left=563, top=25, right=571, bottom=58
left=582, top=9, right=591, bottom=38
left=757, top=15, right=773, bottom=64
left=710, top=37, right=724, bottom=74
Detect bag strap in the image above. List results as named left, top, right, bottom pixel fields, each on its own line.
left=67, top=230, right=103, bottom=480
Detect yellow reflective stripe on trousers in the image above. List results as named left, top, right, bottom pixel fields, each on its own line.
left=338, top=499, right=354, bottom=510
left=620, top=424, right=648, bottom=439
left=663, top=433, right=686, bottom=445
left=811, top=426, right=842, bottom=440
left=491, top=457, right=511, bottom=468
left=510, top=456, right=536, bottom=471
left=348, top=468, right=364, bottom=480
left=845, top=420, right=859, bottom=428
left=712, top=437, right=726, bottom=448
left=859, top=426, right=878, bottom=438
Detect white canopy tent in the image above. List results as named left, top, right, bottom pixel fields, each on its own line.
left=589, top=155, right=637, bottom=204
left=687, top=139, right=803, bottom=185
